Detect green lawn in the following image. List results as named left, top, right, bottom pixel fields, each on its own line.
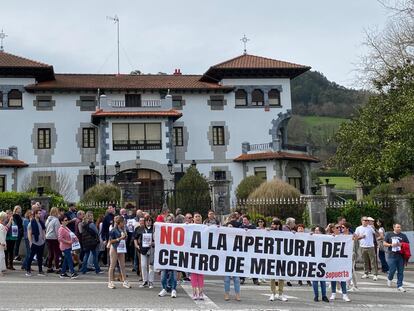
left=319, top=176, right=357, bottom=191
left=301, top=116, right=350, bottom=127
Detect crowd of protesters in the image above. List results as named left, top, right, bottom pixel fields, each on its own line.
left=0, top=203, right=411, bottom=303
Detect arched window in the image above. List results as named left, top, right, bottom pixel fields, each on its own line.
left=269, top=89, right=281, bottom=106
left=8, top=89, right=22, bottom=107
left=251, top=89, right=264, bottom=106
left=235, top=89, right=247, bottom=106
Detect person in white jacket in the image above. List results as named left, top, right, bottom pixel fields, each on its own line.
left=0, top=211, right=8, bottom=276
left=45, top=207, right=62, bottom=273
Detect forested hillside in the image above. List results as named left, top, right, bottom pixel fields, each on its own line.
left=291, top=71, right=370, bottom=118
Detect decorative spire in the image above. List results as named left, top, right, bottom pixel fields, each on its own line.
left=240, top=34, right=250, bottom=55
left=0, top=29, right=7, bottom=52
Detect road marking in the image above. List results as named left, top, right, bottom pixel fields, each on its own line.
left=180, top=283, right=219, bottom=310
left=262, top=293, right=298, bottom=299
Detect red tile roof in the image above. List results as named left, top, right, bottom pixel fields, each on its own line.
left=92, top=109, right=182, bottom=118
left=26, top=74, right=232, bottom=92
left=0, top=51, right=51, bottom=68
left=211, top=54, right=310, bottom=70
left=0, top=159, right=28, bottom=168
left=234, top=152, right=319, bottom=163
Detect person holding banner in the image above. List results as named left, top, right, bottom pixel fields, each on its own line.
left=58, top=216, right=79, bottom=279
left=223, top=223, right=241, bottom=301
left=329, top=224, right=351, bottom=302
left=191, top=212, right=206, bottom=300
left=137, top=216, right=155, bottom=289
left=269, top=219, right=288, bottom=302
left=107, top=216, right=130, bottom=289
left=311, top=226, right=329, bottom=303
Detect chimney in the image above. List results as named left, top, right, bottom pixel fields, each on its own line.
left=173, top=68, right=182, bottom=76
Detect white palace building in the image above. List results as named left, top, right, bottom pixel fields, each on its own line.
left=0, top=50, right=318, bottom=212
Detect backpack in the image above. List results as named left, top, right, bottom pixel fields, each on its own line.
left=81, top=223, right=99, bottom=251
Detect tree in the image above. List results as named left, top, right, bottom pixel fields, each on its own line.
left=130, top=69, right=142, bottom=75
left=174, top=167, right=211, bottom=216
left=358, top=0, right=414, bottom=85
left=235, top=175, right=264, bottom=200
left=333, top=63, right=414, bottom=185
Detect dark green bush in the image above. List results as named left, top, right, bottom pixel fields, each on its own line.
left=0, top=191, right=64, bottom=213
left=235, top=175, right=264, bottom=200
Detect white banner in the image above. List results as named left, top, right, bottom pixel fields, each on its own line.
left=154, top=223, right=353, bottom=281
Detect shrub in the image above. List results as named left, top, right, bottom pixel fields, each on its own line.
left=235, top=175, right=264, bottom=200
left=326, top=200, right=395, bottom=229
left=81, top=183, right=121, bottom=203
left=174, top=167, right=211, bottom=217
left=248, top=179, right=300, bottom=199
left=0, top=191, right=64, bottom=213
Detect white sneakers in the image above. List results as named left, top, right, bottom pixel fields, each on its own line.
left=158, top=289, right=167, bottom=297
left=372, top=275, right=378, bottom=281
left=387, top=279, right=392, bottom=287
left=329, top=293, right=336, bottom=300
left=171, top=289, right=177, bottom=298
left=269, top=293, right=287, bottom=302
left=342, top=294, right=351, bottom=302
left=107, top=281, right=115, bottom=289
left=122, top=281, right=131, bottom=289
left=361, top=273, right=368, bottom=279
left=149, top=282, right=154, bottom=289
left=397, top=287, right=406, bottom=292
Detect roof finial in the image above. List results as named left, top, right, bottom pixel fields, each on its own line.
left=0, top=29, right=7, bottom=52
left=240, top=34, right=250, bottom=55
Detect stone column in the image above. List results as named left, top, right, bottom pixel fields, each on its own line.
left=301, top=195, right=327, bottom=227
left=320, top=182, right=335, bottom=202
left=392, top=195, right=413, bottom=231
left=356, top=183, right=364, bottom=201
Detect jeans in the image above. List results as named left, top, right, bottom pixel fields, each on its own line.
left=5, top=240, right=16, bottom=268
left=312, top=281, right=326, bottom=298
left=331, top=281, right=347, bottom=294
left=81, top=249, right=101, bottom=273
left=22, top=239, right=31, bottom=269
left=161, top=270, right=177, bottom=290
left=378, top=249, right=389, bottom=272
left=61, top=248, right=75, bottom=274
left=387, top=254, right=405, bottom=288
left=140, top=253, right=154, bottom=283
left=26, top=243, right=45, bottom=273
left=224, top=276, right=240, bottom=294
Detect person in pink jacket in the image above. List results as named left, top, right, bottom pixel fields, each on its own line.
left=58, top=216, right=79, bottom=279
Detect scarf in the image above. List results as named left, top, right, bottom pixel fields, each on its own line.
left=31, top=219, right=45, bottom=242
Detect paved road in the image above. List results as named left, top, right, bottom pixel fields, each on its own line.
left=0, top=267, right=413, bottom=310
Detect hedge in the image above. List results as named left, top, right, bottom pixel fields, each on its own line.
left=326, top=200, right=395, bottom=229
left=0, top=191, right=64, bottom=212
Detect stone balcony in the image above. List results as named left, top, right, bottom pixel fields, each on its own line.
left=242, top=141, right=310, bottom=155
left=99, top=95, right=173, bottom=112
left=0, top=146, right=18, bottom=160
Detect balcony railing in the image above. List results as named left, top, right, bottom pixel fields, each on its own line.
left=113, top=140, right=162, bottom=151
left=282, top=143, right=307, bottom=152
left=110, top=99, right=162, bottom=108
left=249, top=143, right=272, bottom=151
left=0, top=149, right=10, bottom=157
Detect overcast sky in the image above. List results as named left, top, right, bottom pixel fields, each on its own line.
left=1, top=0, right=389, bottom=88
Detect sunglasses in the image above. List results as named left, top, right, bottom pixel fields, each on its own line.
left=335, top=226, right=340, bottom=229
left=258, top=221, right=264, bottom=223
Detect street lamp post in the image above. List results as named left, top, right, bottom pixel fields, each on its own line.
left=90, top=161, right=121, bottom=183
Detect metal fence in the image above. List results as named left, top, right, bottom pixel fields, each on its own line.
left=231, top=198, right=307, bottom=223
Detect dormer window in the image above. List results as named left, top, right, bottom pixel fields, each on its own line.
left=8, top=89, right=22, bottom=107
left=269, top=89, right=281, bottom=106
left=235, top=89, right=247, bottom=106
left=251, top=89, right=264, bottom=106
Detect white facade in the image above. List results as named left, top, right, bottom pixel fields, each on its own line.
left=0, top=52, right=317, bottom=210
